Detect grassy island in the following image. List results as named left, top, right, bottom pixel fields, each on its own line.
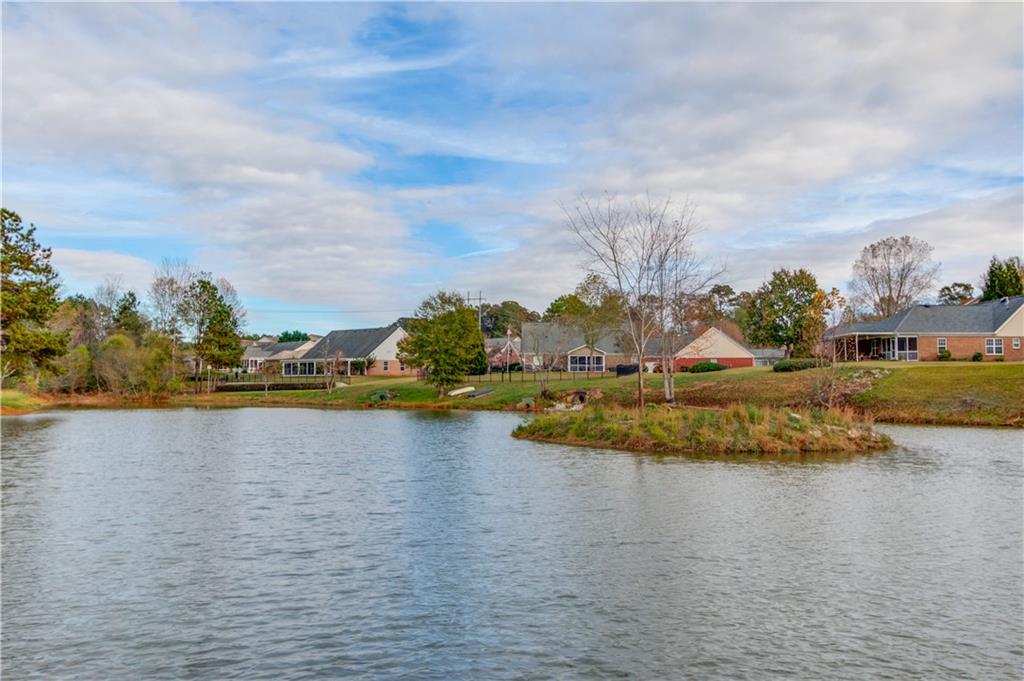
left=512, top=405, right=892, bottom=457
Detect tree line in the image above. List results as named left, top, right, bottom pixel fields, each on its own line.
left=4, top=203, right=1021, bottom=401
left=2, top=209, right=244, bottom=395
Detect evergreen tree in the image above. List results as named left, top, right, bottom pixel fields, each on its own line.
left=980, top=256, right=1023, bottom=301
left=179, top=279, right=243, bottom=383
left=113, top=291, right=148, bottom=340
left=1, top=208, right=68, bottom=379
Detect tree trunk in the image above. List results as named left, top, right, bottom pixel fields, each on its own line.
left=636, top=363, right=645, bottom=409
left=662, top=355, right=673, bottom=403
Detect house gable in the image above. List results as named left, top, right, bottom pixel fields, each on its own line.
left=995, top=304, right=1024, bottom=336
left=675, top=327, right=753, bottom=359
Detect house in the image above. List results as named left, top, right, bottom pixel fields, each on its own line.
left=241, top=337, right=319, bottom=373
left=282, top=322, right=410, bottom=376
left=485, top=335, right=522, bottom=369
left=521, top=321, right=777, bottom=372
left=673, top=326, right=759, bottom=370
left=521, top=322, right=635, bottom=372
left=827, top=295, right=1024, bottom=361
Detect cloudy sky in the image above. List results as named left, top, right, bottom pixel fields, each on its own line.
left=4, top=3, right=1022, bottom=333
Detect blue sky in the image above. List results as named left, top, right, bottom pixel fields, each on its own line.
left=3, top=3, right=1022, bottom=334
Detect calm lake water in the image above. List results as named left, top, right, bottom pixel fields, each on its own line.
left=2, top=408, right=1022, bottom=679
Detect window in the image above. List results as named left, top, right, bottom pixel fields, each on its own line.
left=568, top=355, right=604, bottom=372
left=986, top=338, right=1003, bottom=355
left=399, top=363, right=405, bottom=372
left=937, top=337, right=947, bottom=352
left=382, top=360, right=390, bottom=372
left=1014, top=338, right=1021, bottom=350
left=896, top=336, right=918, bottom=361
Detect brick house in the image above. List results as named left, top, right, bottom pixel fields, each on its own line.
left=828, top=296, right=1024, bottom=362
left=521, top=322, right=781, bottom=372
left=485, top=334, right=522, bottom=369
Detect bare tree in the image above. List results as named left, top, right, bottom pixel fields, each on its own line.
left=565, top=193, right=713, bottom=407
left=94, top=275, right=125, bottom=336
left=849, top=236, right=940, bottom=318
left=215, top=277, right=247, bottom=327
left=148, top=258, right=197, bottom=378
left=259, top=359, right=279, bottom=394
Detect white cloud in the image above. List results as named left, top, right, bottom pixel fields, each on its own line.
left=51, top=248, right=155, bottom=297
left=3, top=3, right=1020, bottom=327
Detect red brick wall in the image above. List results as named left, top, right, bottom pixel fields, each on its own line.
left=675, top=357, right=753, bottom=370
left=917, top=335, right=1024, bottom=361
left=367, top=360, right=411, bottom=376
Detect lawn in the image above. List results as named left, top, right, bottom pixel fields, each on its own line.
left=12, top=362, right=1022, bottom=427
left=0, top=389, right=50, bottom=414
left=666, top=363, right=1024, bottom=426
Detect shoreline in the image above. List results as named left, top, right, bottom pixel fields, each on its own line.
left=4, top=389, right=1020, bottom=429
left=3, top=363, right=1022, bottom=428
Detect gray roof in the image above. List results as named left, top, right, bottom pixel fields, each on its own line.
left=521, top=322, right=627, bottom=356
left=242, top=340, right=305, bottom=360
left=832, top=296, right=1023, bottom=336
left=521, top=322, right=692, bottom=357
left=303, top=322, right=402, bottom=360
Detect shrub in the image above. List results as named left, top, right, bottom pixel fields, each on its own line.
left=971, top=352, right=983, bottom=362
left=689, top=361, right=727, bottom=373
left=676, top=365, right=689, bottom=373
left=773, top=358, right=829, bottom=372
left=937, top=349, right=952, bottom=361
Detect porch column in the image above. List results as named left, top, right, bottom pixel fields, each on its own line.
left=854, top=334, right=859, bottom=361
left=347, top=359, right=352, bottom=377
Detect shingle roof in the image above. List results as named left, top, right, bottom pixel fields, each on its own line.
left=303, top=322, right=403, bottom=360
left=521, top=322, right=627, bottom=356
left=832, top=296, right=1023, bottom=336
left=520, top=322, right=693, bottom=357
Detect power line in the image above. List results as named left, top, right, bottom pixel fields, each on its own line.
left=245, top=308, right=413, bottom=314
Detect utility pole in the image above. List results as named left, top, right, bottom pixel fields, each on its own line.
left=465, top=290, right=485, bottom=331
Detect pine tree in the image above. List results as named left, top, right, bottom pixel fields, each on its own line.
left=1, top=209, right=68, bottom=379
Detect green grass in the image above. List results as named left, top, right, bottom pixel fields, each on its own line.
left=851, top=364, right=1024, bottom=426
left=179, top=363, right=1023, bottom=426
left=513, top=404, right=892, bottom=458
left=10, top=362, right=1021, bottom=427
left=0, top=389, right=49, bottom=413
left=182, top=374, right=634, bottom=411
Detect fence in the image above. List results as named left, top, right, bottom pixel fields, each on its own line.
left=457, top=369, right=613, bottom=384
left=184, top=371, right=349, bottom=392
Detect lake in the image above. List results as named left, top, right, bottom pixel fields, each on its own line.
left=2, top=408, right=1021, bottom=679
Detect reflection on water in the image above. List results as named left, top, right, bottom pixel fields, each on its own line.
left=2, top=409, right=1021, bottom=679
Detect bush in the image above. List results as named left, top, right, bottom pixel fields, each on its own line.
left=689, top=361, right=727, bottom=373
left=676, top=364, right=689, bottom=373
left=972, top=352, right=983, bottom=362
left=937, top=349, right=952, bottom=361
left=773, top=358, right=829, bottom=372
